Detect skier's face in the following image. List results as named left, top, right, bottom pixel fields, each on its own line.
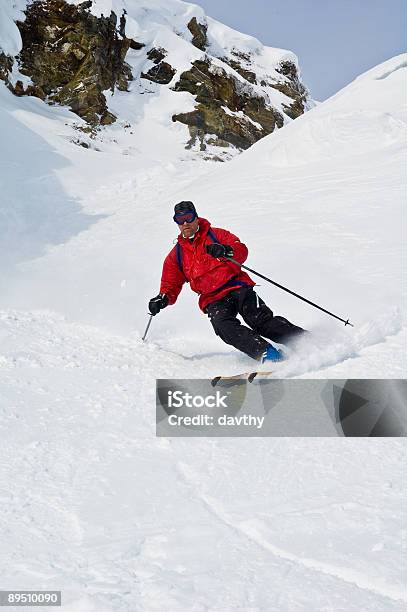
left=179, top=217, right=199, bottom=238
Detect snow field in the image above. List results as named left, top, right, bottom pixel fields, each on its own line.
left=0, top=6, right=407, bottom=606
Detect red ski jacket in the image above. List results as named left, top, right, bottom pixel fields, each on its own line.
left=160, top=217, right=255, bottom=312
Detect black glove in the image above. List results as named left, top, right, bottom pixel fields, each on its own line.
left=205, top=243, right=234, bottom=258
left=149, top=293, right=169, bottom=316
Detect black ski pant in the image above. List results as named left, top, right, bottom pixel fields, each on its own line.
left=205, top=286, right=305, bottom=361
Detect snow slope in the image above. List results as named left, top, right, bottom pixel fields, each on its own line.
left=1, top=21, right=407, bottom=612
left=3, top=53, right=406, bottom=377
left=0, top=0, right=25, bottom=56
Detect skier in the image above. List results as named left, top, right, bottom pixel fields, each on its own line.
left=148, top=201, right=305, bottom=362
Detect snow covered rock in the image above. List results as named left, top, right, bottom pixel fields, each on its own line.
left=2, top=0, right=133, bottom=125
left=0, top=0, right=311, bottom=154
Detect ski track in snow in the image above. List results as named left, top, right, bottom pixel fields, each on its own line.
left=2, top=308, right=407, bottom=610
left=176, top=461, right=407, bottom=605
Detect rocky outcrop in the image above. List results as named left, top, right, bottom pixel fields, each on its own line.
left=141, top=47, right=176, bottom=85
left=187, top=17, right=208, bottom=51
left=222, top=50, right=257, bottom=84
left=0, top=52, right=13, bottom=84
left=0, top=0, right=310, bottom=153
left=172, top=58, right=284, bottom=150
left=262, top=60, right=308, bottom=119
left=1, top=0, right=136, bottom=125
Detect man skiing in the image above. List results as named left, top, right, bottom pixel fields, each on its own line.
left=148, top=201, right=305, bottom=362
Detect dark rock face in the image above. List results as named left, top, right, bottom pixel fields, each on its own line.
left=141, top=48, right=176, bottom=85
left=146, top=47, right=167, bottom=64
left=172, top=58, right=284, bottom=150
left=222, top=50, right=257, bottom=84
left=129, top=39, right=144, bottom=51
left=267, top=60, right=308, bottom=119
left=141, top=62, right=176, bottom=85
left=3, top=0, right=136, bottom=125
left=0, top=53, right=13, bottom=84
left=187, top=17, right=208, bottom=51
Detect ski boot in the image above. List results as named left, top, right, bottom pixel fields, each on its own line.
left=261, top=345, right=284, bottom=363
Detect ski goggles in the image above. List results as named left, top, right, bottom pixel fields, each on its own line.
left=173, top=211, right=197, bottom=225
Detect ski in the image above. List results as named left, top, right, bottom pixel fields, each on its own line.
left=211, top=371, right=273, bottom=386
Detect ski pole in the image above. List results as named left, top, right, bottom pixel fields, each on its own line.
left=142, top=314, right=154, bottom=341
left=226, top=257, right=353, bottom=327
